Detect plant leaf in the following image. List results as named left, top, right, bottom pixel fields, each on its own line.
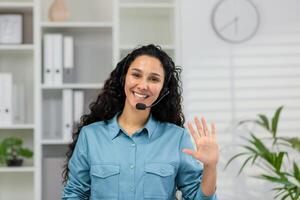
left=259, top=174, right=289, bottom=185
left=280, top=137, right=300, bottom=153
left=19, top=148, right=33, bottom=158
left=242, top=145, right=259, bottom=154
left=293, top=162, right=300, bottom=182
left=281, top=192, right=292, bottom=200
left=274, top=152, right=285, bottom=172
left=249, top=134, right=274, bottom=164
left=237, top=119, right=255, bottom=127
left=257, top=114, right=270, bottom=131
left=224, top=152, right=249, bottom=170
left=271, top=106, right=283, bottom=138
left=237, top=156, right=253, bottom=175
left=273, top=188, right=288, bottom=199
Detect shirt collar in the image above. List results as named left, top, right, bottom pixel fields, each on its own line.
left=144, top=114, right=158, bottom=139
left=108, top=112, right=158, bottom=140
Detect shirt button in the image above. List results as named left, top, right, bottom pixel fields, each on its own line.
left=130, top=164, right=135, bottom=169
left=131, top=143, right=136, bottom=147
left=160, top=169, right=165, bottom=173
left=130, top=186, right=135, bottom=192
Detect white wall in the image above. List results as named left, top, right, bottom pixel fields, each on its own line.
left=181, top=0, right=300, bottom=199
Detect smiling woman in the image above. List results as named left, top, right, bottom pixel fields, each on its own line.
left=123, top=55, right=165, bottom=122
left=61, top=44, right=219, bottom=200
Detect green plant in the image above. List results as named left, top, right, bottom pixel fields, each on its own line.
left=0, top=137, right=33, bottom=166
left=225, top=106, right=300, bottom=200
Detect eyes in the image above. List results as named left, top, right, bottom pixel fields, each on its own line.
left=131, top=72, right=161, bottom=83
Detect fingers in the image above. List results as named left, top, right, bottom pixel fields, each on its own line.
left=182, top=148, right=197, bottom=157
left=201, top=117, right=209, bottom=136
left=188, top=115, right=216, bottom=139
left=187, top=122, right=200, bottom=143
left=194, top=117, right=204, bottom=137
left=211, top=122, right=216, bottom=139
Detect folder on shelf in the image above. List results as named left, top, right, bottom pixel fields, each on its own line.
left=73, top=90, right=84, bottom=125
left=53, top=34, right=63, bottom=85
left=62, top=89, right=73, bottom=142
left=0, top=73, right=13, bottom=125
left=43, top=34, right=54, bottom=85
left=12, top=84, right=25, bottom=124
left=63, top=36, right=74, bottom=69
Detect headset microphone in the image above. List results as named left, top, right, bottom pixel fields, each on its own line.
left=136, top=90, right=170, bottom=110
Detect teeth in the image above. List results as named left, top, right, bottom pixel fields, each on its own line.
left=134, top=92, right=148, bottom=98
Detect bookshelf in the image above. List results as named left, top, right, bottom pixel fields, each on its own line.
left=0, top=0, right=34, bottom=199
left=38, top=1, right=114, bottom=200
left=0, top=0, right=179, bottom=199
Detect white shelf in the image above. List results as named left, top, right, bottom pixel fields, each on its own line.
left=0, top=124, right=35, bottom=130
left=42, top=83, right=104, bottom=90
left=0, top=166, right=34, bottom=173
left=0, top=3, right=177, bottom=196
left=0, top=2, right=33, bottom=9
left=40, top=22, right=113, bottom=28
left=119, top=2, right=174, bottom=8
left=41, top=139, right=70, bottom=145
left=0, top=44, right=34, bottom=51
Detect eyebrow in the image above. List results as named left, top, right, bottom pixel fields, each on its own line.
left=130, top=68, right=162, bottom=77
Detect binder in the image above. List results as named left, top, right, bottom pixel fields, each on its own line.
left=53, top=34, right=63, bottom=85
left=12, top=84, right=25, bottom=124
left=43, top=34, right=54, bottom=85
left=63, top=36, right=74, bottom=69
left=62, top=89, right=73, bottom=142
left=0, top=73, right=12, bottom=125
left=73, top=90, right=84, bottom=124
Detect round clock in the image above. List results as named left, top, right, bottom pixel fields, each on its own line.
left=211, top=0, right=260, bottom=43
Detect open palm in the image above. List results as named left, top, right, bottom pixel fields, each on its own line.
left=182, top=116, right=219, bottom=166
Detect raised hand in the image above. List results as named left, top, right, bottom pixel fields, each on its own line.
left=182, top=116, right=219, bottom=166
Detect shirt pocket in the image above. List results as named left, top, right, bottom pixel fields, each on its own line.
left=144, top=163, right=175, bottom=199
left=90, top=164, right=120, bottom=199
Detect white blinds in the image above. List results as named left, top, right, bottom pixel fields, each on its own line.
left=183, top=32, right=300, bottom=138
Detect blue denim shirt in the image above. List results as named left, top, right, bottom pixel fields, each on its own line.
left=62, top=113, right=217, bottom=200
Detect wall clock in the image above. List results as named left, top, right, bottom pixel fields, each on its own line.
left=211, top=0, right=260, bottom=43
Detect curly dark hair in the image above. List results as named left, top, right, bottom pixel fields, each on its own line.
left=62, top=44, right=185, bottom=184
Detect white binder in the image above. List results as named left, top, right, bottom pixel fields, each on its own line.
left=53, top=34, right=63, bottom=85
left=73, top=90, right=84, bottom=124
left=12, top=84, right=25, bottom=124
left=43, top=34, right=54, bottom=85
left=0, top=73, right=12, bottom=125
left=62, top=89, right=73, bottom=142
left=63, top=36, right=74, bottom=69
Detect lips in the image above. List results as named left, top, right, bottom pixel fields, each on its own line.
left=133, top=91, right=149, bottom=99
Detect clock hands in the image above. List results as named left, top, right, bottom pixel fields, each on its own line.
left=234, top=17, right=239, bottom=35
left=219, top=16, right=238, bottom=34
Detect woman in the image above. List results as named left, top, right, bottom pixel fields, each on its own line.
left=62, top=44, right=219, bottom=200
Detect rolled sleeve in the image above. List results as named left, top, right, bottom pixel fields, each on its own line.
left=176, top=129, right=217, bottom=200
left=62, top=128, right=91, bottom=200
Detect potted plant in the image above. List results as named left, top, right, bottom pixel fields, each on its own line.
left=225, top=106, right=300, bottom=200
left=0, top=137, right=33, bottom=167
